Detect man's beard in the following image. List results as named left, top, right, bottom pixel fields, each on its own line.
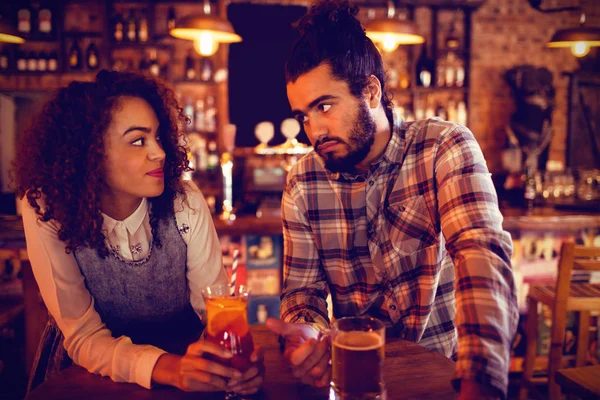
left=315, top=102, right=376, bottom=174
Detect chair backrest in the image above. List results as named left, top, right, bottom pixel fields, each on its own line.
left=572, top=245, right=600, bottom=272
left=553, top=243, right=600, bottom=315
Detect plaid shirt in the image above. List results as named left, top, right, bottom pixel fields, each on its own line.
left=280, top=116, right=518, bottom=397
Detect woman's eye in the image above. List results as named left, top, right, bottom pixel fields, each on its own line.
left=319, top=104, right=331, bottom=113
left=132, top=138, right=144, bottom=146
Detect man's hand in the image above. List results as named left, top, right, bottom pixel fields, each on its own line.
left=458, top=380, right=501, bottom=400
left=266, top=318, right=331, bottom=388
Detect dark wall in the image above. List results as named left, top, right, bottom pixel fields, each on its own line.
left=227, top=3, right=308, bottom=148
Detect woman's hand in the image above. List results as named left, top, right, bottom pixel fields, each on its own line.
left=226, top=346, right=265, bottom=395
left=152, top=340, right=242, bottom=392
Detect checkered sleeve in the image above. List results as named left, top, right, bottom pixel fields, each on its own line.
left=434, top=125, right=519, bottom=398
left=279, top=173, right=331, bottom=333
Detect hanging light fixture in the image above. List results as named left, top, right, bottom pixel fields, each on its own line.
left=546, top=13, right=600, bottom=58
left=364, top=1, right=424, bottom=53
left=169, top=0, right=241, bottom=57
left=0, top=16, right=25, bottom=44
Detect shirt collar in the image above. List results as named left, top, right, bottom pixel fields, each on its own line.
left=102, top=198, right=148, bottom=236
left=321, top=111, right=406, bottom=181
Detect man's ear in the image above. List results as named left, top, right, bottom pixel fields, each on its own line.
left=363, top=75, right=382, bottom=109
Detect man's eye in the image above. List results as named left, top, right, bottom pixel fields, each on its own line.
left=295, top=115, right=308, bottom=123
left=319, top=104, right=331, bottom=113
left=132, top=138, right=144, bottom=146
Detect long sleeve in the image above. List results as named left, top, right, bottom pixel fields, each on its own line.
left=434, top=125, right=519, bottom=397
left=177, top=181, right=228, bottom=312
left=22, top=200, right=165, bottom=389
left=279, top=176, right=330, bottom=333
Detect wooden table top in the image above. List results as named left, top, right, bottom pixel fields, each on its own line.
left=27, top=325, right=457, bottom=400
left=555, top=365, right=600, bottom=399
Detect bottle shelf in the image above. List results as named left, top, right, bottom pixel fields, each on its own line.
left=63, top=31, right=104, bottom=39
left=391, top=87, right=469, bottom=95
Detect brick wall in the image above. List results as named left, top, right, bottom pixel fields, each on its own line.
left=469, top=0, right=599, bottom=172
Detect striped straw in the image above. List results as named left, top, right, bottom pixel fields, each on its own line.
left=230, top=249, right=239, bottom=295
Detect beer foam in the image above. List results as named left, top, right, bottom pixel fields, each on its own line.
left=334, top=331, right=383, bottom=351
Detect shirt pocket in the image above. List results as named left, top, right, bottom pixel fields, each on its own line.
left=383, top=195, right=435, bottom=257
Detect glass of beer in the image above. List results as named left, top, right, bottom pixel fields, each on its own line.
left=330, top=316, right=385, bottom=400
left=201, top=284, right=254, bottom=399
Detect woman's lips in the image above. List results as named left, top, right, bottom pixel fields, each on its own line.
left=147, top=169, right=164, bottom=178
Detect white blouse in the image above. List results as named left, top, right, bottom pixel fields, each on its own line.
left=22, top=181, right=227, bottom=389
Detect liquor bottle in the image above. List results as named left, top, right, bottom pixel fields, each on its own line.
left=86, top=42, right=100, bottom=70
left=206, top=140, right=219, bottom=171
left=204, top=95, right=217, bottom=133
left=37, top=51, right=48, bottom=72
left=524, top=163, right=536, bottom=210
left=185, top=49, right=196, bottom=80
left=138, top=53, right=149, bottom=74
left=138, top=9, right=149, bottom=42
left=200, top=57, right=213, bottom=82
left=195, top=99, right=205, bottom=132
left=387, top=63, right=399, bottom=90
left=148, top=49, right=160, bottom=77
left=167, top=7, right=176, bottom=32
left=48, top=51, right=58, bottom=72
left=445, top=52, right=456, bottom=88
left=17, top=7, right=32, bottom=34
left=17, top=51, right=27, bottom=71
left=436, top=59, right=445, bottom=87
left=424, top=97, right=435, bottom=119
left=456, top=100, right=467, bottom=126
left=113, top=13, right=124, bottom=42
left=69, top=40, right=82, bottom=70
left=455, top=58, right=465, bottom=88
left=183, top=97, right=194, bottom=132
left=398, top=61, right=410, bottom=89
left=126, top=9, right=137, bottom=42
left=447, top=98, right=457, bottom=122
left=27, top=52, right=37, bottom=72
left=38, top=5, right=52, bottom=35
left=0, top=48, right=9, bottom=71
left=416, top=42, right=433, bottom=88
left=435, top=104, right=447, bottom=120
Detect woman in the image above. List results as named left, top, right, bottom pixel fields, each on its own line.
left=14, top=70, right=263, bottom=395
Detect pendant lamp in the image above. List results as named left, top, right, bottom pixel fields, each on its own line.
left=169, top=0, right=241, bottom=57
left=547, top=13, right=600, bottom=58
left=0, top=16, right=25, bottom=44
left=364, top=1, right=424, bottom=53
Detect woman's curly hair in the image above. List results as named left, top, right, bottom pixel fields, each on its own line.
left=14, top=70, right=190, bottom=257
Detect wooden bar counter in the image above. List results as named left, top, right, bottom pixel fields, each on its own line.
left=27, top=325, right=457, bottom=400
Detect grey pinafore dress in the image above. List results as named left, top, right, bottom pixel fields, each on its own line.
left=27, top=214, right=203, bottom=391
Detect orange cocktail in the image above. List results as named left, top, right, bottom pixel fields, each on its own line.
left=203, top=285, right=254, bottom=372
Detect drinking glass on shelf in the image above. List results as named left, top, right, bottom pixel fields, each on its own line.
left=201, top=284, right=254, bottom=400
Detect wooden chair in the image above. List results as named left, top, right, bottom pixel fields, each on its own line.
left=519, top=242, right=600, bottom=400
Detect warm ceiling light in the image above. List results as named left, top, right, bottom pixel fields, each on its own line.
left=169, top=0, right=241, bottom=57
left=0, top=16, right=25, bottom=44
left=364, top=1, right=424, bottom=52
left=547, top=13, right=600, bottom=58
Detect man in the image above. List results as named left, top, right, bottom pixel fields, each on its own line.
left=266, top=1, right=518, bottom=399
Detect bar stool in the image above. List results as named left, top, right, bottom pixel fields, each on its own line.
left=519, top=242, right=600, bottom=400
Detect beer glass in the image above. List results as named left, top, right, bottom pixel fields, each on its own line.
left=201, top=284, right=254, bottom=399
left=330, top=316, right=386, bottom=400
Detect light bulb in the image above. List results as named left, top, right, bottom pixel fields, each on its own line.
left=381, top=35, right=399, bottom=52
left=571, top=41, right=590, bottom=57
left=193, top=32, right=219, bottom=56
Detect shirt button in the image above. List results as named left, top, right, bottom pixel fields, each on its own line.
left=389, top=304, right=397, bottom=311
left=369, top=180, right=375, bottom=186
left=398, top=205, right=406, bottom=212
